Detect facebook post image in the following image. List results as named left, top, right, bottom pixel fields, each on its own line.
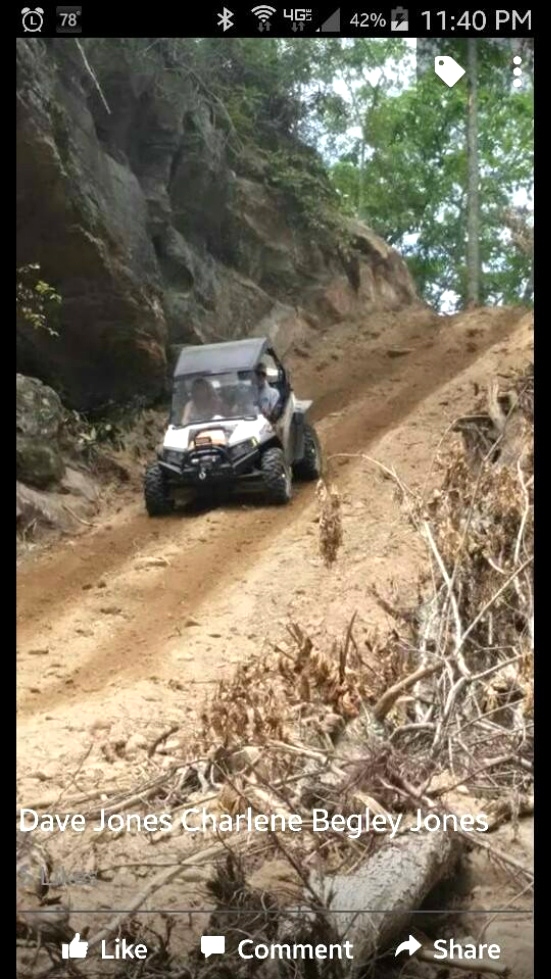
left=16, top=6, right=533, bottom=977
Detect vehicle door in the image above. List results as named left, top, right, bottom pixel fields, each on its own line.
left=265, top=349, right=294, bottom=462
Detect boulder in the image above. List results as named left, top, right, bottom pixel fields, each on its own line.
left=16, top=374, right=65, bottom=440
left=250, top=302, right=317, bottom=358
left=17, top=480, right=94, bottom=535
left=59, top=467, right=99, bottom=502
left=16, top=436, right=65, bottom=488
left=16, top=375, right=67, bottom=488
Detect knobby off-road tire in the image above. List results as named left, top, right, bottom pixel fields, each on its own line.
left=144, top=463, right=174, bottom=516
left=261, top=448, right=292, bottom=505
left=293, top=423, right=322, bottom=481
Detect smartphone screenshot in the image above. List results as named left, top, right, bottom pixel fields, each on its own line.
left=17, top=5, right=533, bottom=977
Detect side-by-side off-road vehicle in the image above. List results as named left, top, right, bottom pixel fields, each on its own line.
left=144, top=338, right=322, bottom=515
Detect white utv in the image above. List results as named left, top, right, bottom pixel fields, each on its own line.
left=144, top=338, right=322, bottom=515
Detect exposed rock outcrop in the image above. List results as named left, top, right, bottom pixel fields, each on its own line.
left=16, top=438, right=65, bottom=489
left=17, top=40, right=167, bottom=412
left=16, top=374, right=101, bottom=529
left=17, top=38, right=421, bottom=414
left=16, top=374, right=67, bottom=488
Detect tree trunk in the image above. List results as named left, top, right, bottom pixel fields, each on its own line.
left=194, top=705, right=464, bottom=978
left=357, top=139, right=366, bottom=219
left=271, top=833, right=460, bottom=979
left=466, top=39, right=480, bottom=307
left=322, top=833, right=460, bottom=977
left=522, top=265, right=534, bottom=304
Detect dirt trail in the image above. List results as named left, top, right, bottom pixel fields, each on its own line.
left=17, top=306, right=530, bottom=773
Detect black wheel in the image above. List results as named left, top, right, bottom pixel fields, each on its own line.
left=260, top=447, right=292, bottom=505
left=293, top=423, right=322, bottom=481
left=144, top=463, right=174, bottom=516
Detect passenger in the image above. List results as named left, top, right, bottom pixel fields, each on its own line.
left=181, top=377, right=223, bottom=425
left=255, top=363, right=280, bottom=421
left=234, top=380, right=257, bottom=416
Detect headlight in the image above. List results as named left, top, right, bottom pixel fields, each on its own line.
left=230, top=439, right=257, bottom=460
left=163, top=449, right=185, bottom=466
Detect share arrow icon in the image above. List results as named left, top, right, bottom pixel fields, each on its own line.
left=395, top=935, right=422, bottom=957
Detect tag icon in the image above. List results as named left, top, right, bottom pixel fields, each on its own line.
left=434, top=56, right=466, bottom=87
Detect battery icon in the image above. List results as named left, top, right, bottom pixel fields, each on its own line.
left=391, top=6, right=409, bottom=30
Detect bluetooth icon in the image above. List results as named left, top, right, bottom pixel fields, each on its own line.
left=217, top=7, right=234, bottom=30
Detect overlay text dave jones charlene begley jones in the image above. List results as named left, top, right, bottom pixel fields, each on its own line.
left=18, top=806, right=489, bottom=841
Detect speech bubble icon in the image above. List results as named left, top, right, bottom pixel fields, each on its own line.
left=201, top=935, right=226, bottom=957
left=434, top=56, right=466, bottom=87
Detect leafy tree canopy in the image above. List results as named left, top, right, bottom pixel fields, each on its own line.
left=79, top=37, right=533, bottom=310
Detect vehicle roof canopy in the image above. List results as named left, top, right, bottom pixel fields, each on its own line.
left=174, top=338, right=270, bottom=378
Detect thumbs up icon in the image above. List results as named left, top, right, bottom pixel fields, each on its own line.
left=61, top=933, right=89, bottom=959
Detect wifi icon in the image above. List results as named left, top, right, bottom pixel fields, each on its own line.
left=252, top=5, right=276, bottom=23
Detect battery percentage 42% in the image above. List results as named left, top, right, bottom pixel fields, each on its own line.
left=350, top=11, right=387, bottom=28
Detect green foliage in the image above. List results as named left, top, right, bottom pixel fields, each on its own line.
left=67, top=409, right=127, bottom=462
left=75, top=420, right=123, bottom=453
left=327, top=39, right=533, bottom=307
left=265, top=148, right=349, bottom=242
left=330, top=161, right=362, bottom=216
left=16, top=264, right=61, bottom=336
left=79, top=37, right=533, bottom=311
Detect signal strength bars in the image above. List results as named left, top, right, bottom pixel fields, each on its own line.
left=316, top=8, right=340, bottom=32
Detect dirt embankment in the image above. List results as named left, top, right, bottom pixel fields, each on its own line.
left=16, top=305, right=533, bottom=977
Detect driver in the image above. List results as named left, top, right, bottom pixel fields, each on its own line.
left=255, top=362, right=280, bottom=421
left=181, top=377, right=223, bottom=425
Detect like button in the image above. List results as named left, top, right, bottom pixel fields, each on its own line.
left=61, top=933, right=89, bottom=959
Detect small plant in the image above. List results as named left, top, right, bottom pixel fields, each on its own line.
left=16, top=264, right=61, bottom=336
left=68, top=411, right=126, bottom=462
left=266, top=148, right=346, bottom=238
left=316, top=478, right=343, bottom=567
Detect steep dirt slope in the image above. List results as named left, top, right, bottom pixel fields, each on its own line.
left=17, top=306, right=530, bottom=763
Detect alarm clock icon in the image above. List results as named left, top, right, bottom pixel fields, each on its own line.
left=21, top=7, right=45, bottom=32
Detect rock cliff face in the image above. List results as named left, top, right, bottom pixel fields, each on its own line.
left=17, top=38, right=421, bottom=414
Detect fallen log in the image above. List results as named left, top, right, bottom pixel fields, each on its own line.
left=191, top=829, right=462, bottom=979
left=263, top=832, right=461, bottom=978
left=270, top=708, right=462, bottom=973
left=320, top=831, right=461, bottom=977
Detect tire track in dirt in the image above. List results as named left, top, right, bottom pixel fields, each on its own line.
left=17, top=308, right=526, bottom=716
left=14, top=307, right=441, bottom=630
left=16, top=306, right=513, bottom=631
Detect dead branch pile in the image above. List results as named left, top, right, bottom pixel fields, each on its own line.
left=396, top=367, right=534, bottom=799
left=200, top=618, right=397, bottom=752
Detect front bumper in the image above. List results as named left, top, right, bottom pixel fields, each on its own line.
left=159, top=445, right=260, bottom=486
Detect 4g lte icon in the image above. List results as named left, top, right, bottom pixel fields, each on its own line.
left=283, top=9, right=313, bottom=20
